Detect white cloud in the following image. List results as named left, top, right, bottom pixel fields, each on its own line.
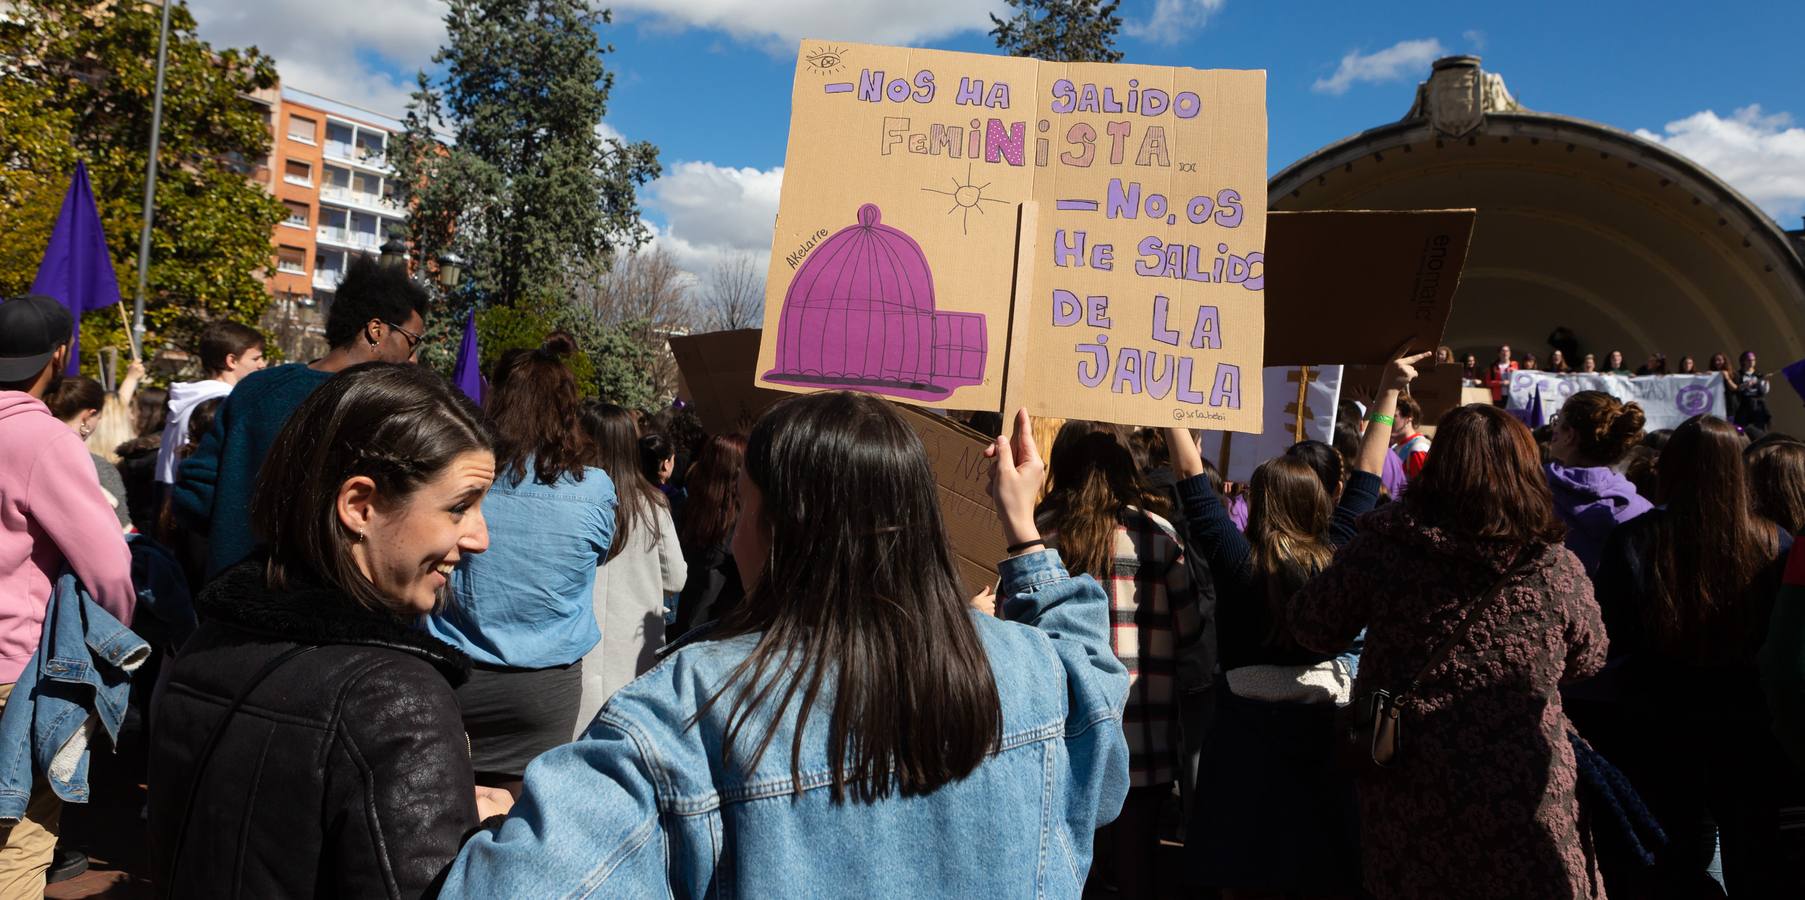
left=609, top=0, right=999, bottom=51
left=642, top=161, right=784, bottom=280
left=1312, top=38, right=1446, bottom=96
left=189, top=0, right=445, bottom=117
left=1462, top=29, right=1486, bottom=50
left=1125, top=0, right=1226, bottom=44
left=1635, top=105, right=1805, bottom=223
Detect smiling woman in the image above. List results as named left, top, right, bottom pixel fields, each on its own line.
left=148, top=363, right=514, bottom=897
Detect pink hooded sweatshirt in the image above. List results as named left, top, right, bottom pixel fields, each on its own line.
left=0, top=391, right=135, bottom=684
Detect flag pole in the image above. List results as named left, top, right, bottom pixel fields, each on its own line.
left=131, top=0, right=173, bottom=358
left=115, top=300, right=140, bottom=362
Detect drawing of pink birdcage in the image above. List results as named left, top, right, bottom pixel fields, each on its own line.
left=765, top=203, right=987, bottom=401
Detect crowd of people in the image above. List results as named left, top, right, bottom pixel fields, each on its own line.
left=1455, top=342, right=1776, bottom=433
left=2, top=257, right=1804, bottom=899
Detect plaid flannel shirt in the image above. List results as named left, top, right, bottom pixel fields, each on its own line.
left=1048, top=508, right=1201, bottom=787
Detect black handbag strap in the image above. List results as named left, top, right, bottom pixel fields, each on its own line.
left=1394, top=553, right=1534, bottom=703
left=166, top=643, right=318, bottom=890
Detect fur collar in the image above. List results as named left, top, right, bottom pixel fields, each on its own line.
left=198, top=559, right=471, bottom=687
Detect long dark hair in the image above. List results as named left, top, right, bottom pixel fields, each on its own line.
left=700, top=392, right=1001, bottom=804
left=1747, top=439, right=1805, bottom=535
left=1247, top=456, right=1333, bottom=649
left=581, top=402, right=665, bottom=561
left=1643, top=416, right=1781, bottom=662
left=1037, top=421, right=1170, bottom=579
left=486, top=334, right=593, bottom=485
left=1407, top=405, right=1565, bottom=545
left=678, top=433, right=746, bottom=552
left=251, top=364, right=491, bottom=615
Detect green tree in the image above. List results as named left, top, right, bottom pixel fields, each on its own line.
left=0, top=0, right=285, bottom=367
left=990, top=0, right=1125, bottom=63
left=391, top=0, right=661, bottom=306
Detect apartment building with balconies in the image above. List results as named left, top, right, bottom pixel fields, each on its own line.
left=264, top=86, right=408, bottom=319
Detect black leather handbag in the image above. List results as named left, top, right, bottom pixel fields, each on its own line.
left=1338, top=555, right=1531, bottom=772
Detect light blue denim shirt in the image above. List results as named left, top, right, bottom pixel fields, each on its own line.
left=425, top=467, right=615, bottom=669
left=438, top=549, right=1131, bottom=898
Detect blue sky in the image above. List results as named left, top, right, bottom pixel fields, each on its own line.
left=197, top=0, right=1805, bottom=281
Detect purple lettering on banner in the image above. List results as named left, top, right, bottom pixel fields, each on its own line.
left=858, top=70, right=883, bottom=101
left=1084, top=295, right=1111, bottom=328
left=823, top=83, right=854, bottom=94
left=1209, top=364, right=1242, bottom=409
left=886, top=79, right=911, bottom=102
left=1111, top=347, right=1142, bottom=395
left=1053, top=230, right=1086, bottom=267
left=1076, top=335, right=1109, bottom=387
left=1175, top=357, right=1205, bottom=404
left=1151, top=295, right=1180, bottom=346
left=1050, top=79, right=1077, bottom=114
left=1144, top=352, right=1175, bottom=400
left=956, top=78, right=984, bottom=106
left=985, top=119, right=1027, bottom=166
left=1052, top=290, right=1082, bottom=326
left=1106, top=178, right=1140, bottom=219
left=1055, top=199, right=1100, bottom=211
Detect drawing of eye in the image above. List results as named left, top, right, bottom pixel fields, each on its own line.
left=805, top=46, right=847, bottom=74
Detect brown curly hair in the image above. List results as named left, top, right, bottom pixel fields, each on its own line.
left=1557, top=391, right=1645, bottom=465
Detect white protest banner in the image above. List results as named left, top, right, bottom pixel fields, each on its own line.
left=1199, top=365, right=1343, bottom=483
left=1529, top=372, right=1724, bottom=431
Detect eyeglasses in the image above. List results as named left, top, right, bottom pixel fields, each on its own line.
left=388, top=321, right=424, bottom=356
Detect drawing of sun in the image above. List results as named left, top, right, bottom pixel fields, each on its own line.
left=804, top=45, right=847, bottom=75
left=922, top=163, right=1012, bottom=235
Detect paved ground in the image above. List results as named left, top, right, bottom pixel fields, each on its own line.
left=45, top=725, right=151, bottom=899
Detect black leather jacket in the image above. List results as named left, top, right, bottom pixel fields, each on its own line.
left=148, top=562, right=478, bottom=898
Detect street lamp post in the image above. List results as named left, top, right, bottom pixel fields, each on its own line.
left=437, top=252, right=465, bottom=291
left=378, top=230, right=409, bottom=269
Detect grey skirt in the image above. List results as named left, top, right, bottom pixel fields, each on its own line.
left=454, top=660, right=582, bottom=778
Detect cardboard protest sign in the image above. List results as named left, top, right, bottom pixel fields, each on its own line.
left=673, top=328, right=1006, bottom=594
left=1262, top=210, right=1473, bottom=367
left=670, top=329, right=788, bottom=435
left=894, top=405, right=1007, bottom=596
left=1340, top=363, right=1468, bottom=426
left=1199, top=366, right=1343, bottom=483
left=759, top=40, right=1268, bottom=432
left=1527, top=372, right=1724, bottom=431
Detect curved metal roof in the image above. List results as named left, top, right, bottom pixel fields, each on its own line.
left=1268, top=58, right=1805, bottom=432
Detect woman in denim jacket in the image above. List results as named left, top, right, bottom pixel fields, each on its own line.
left=439, top=395, right=1131, bottom=898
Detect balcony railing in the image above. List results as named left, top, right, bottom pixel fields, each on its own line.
left=317, top=226, right=377, bottom=249
left=313, top=269, right=343, bottom=289
left=319, top=184, right=401, bottom=214
left=324, top=140, right=356, bottom=160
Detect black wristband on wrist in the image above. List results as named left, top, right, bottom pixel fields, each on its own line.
left=1007, top=538, right=1046, bottom=554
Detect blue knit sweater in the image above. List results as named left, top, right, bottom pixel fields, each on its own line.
left=173, top=363, right=334, bottom=578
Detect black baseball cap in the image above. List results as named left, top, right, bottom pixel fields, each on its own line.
left=0, top=295, right=74, bottom=382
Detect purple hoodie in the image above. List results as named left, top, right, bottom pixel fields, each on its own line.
left=1545, top=461, right=1653, bottom=575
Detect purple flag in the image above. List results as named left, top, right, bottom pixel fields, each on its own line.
left=451, top=310, right=483, bottom=404
left=31, top=162, right=123, bottom=374
left=1783, top=357, right=1805, bottom=406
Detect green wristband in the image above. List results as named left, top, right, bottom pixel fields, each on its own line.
left=1367, top=413, right=1395, bottom=427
